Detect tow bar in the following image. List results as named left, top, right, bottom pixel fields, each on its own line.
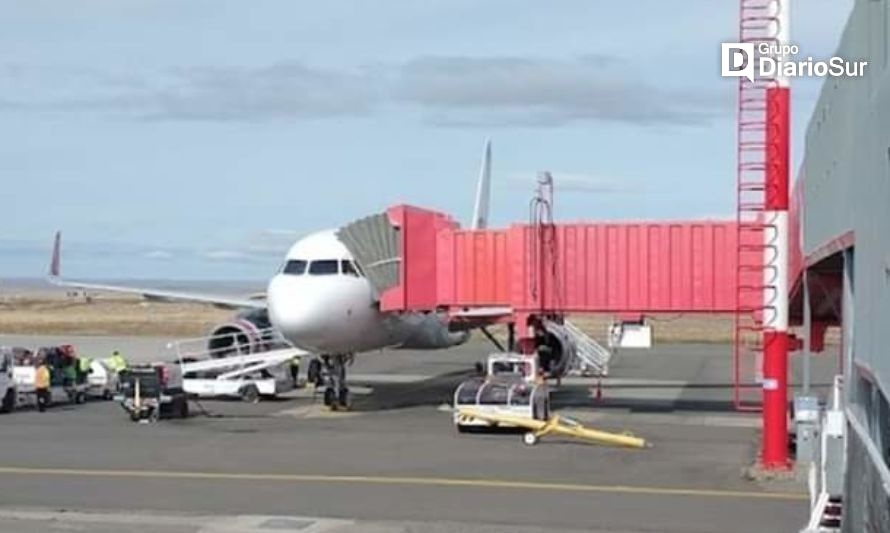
left=457, top=408, right=649, bottom=449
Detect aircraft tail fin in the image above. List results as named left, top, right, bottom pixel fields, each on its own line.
left=470, top=139, right=492, bottom=230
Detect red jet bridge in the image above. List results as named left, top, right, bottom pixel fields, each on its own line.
left=377, top=206, right=754, bottom=317
left=338, top=198, right=761, bottom=369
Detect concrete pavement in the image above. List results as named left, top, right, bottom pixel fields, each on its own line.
left=0, top=337, right=831, bottom=532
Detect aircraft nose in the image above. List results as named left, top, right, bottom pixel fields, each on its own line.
left=267, top=275, right=327, bottom=346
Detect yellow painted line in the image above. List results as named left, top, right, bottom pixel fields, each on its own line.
left=0, top=466, right=807, bottom=501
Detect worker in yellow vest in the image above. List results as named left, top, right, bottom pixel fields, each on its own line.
left=35, top=360, right=51, bottom=412
left=107, top=351, right=127, bottom=373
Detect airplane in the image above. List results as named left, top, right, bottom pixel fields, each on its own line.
left=47, top=140, right=494, bottom=409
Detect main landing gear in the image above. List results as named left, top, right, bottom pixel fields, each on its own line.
left=308, top=354, right=353, bottom=410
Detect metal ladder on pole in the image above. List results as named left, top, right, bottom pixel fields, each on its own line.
left=733, top=0, right=781, bottom=411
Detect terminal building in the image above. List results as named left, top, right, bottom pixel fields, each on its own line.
left=793, top=0, right=890, bottom=529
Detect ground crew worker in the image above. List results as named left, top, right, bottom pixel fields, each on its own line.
left=62, top=358, right=77, bottom=387
left=107, top=350, right=127, bottom=373
left=289, top=356, right=300, bottom=387
left=535, top=332, right=553, bottom=375
left=34, top=360, right=51, bottom=412
left=77, top=356, right=92, bottom=385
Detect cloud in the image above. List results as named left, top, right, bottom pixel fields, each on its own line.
left=143, top=250, right=174, bottom=260
left=0, top=63, right=378, bottom=121
left=0, top=57, right=718, bottom=127
left=394, top=56, right=719, bottom=127
left=507, top=172, right=640, bottom=194
left=202, top=249, right=250, bottom=261
left=148, top=64, right=378, bottom=121
left=243, top=229, right=301, bottom=255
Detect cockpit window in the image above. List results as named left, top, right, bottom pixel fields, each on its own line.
left=282, top=260, right=307, bottom=275
left=308, top=260, right=339, bottom=275
left=341, top=260, right=361, bottom=277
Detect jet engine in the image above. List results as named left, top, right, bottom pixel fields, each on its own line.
left=536, top=320, right=578, bottom=379
left=206, top=308, right=273, bottom=358
left=395, top=312, right=470, bottom=349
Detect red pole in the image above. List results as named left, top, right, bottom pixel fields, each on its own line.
left=761, top=73, right=791, bottom=467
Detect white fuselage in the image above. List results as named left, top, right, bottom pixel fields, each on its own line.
left=265, top=229, right=463, bottom=355
left=266, top=230, right=390, bottom=353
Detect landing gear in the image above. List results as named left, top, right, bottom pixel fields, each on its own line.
left=317, top=354, right=353, bottom=410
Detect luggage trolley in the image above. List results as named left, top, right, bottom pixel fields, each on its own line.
left=453, top=353, right=550, bottom=431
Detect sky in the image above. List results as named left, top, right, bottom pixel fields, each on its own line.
left=0, top=0, right=853, bottom=280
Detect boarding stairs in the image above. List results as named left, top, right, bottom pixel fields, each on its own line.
left=562, top=320, right=613, bottom=377
left=733, top=0, right=783, bottom=411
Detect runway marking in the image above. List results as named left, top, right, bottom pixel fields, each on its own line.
left=0, top=466, right=807, bottom=502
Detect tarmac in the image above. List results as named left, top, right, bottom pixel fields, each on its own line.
left=0, top=335, right=837, bottom=532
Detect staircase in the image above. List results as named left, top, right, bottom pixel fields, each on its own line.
left=563, top=320, right=613, bottom=377
left=733, top=0, right=782, bottom=410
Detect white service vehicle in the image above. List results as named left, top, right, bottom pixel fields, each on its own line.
left=86, top=359, right=120, bottom=400
left=13, top=364, right=87, bottom=406
left=453, top=353, right=550, bottom=431
left=0, top=348, right=17, bottom=413
left=170, top=329, right=302, bottom=402
left=13, top=366, right=87, bottom=406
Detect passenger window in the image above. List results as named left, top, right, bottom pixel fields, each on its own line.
left=282, top=260, right=307, bottom=275
left=308, top=260, right=339, bottom=275
left=342, top=260, right=360, bottom=277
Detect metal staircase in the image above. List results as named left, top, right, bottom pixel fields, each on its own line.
left=733, top=0, right=782, bottom=410
left=563, top=320, right=613, bottom=377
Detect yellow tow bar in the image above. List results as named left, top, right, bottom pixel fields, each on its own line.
left=458, top=408, right=650, bottom=449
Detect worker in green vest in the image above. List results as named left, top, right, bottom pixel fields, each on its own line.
left=62, top=358, right=77, bottom=387
left=76, top=356, right=92, bottom=385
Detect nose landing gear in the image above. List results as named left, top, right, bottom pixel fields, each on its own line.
left=312, top=353, right=353, bottom=410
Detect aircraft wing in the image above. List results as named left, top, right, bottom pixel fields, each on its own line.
left=47, top=232, right=266, bottom=310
